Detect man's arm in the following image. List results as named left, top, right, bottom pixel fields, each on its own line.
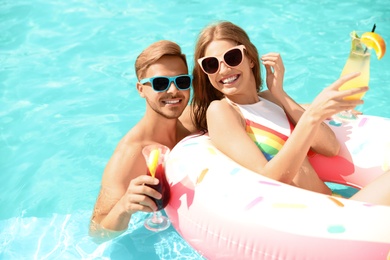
left=89, top=142, right=160, bottom=242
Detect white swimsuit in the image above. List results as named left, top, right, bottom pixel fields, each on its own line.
left=228, top=97, right=294, bottom=161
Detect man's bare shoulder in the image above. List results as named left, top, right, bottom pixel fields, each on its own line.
left=101, top=124, right=148, bottom=188
left=117, top=122, right=144, bottom=145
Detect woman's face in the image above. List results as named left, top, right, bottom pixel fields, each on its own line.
left=202, top=40, right=256, bottom=101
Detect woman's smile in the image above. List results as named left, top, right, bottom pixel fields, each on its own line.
left=220, top=74, right=240, bottom=84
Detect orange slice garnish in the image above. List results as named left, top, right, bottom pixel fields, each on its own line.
left=361, top=32, right=386, bottom=59
left=147, top=149, right=160, bottom=178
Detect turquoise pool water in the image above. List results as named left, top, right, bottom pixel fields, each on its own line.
left=1, top=0, right=389, bottom=259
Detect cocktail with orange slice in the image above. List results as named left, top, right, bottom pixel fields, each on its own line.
left=336, top=28, right=386, bottom=120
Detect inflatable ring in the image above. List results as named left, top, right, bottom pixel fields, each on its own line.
left=165, top=115, right=390, bottom=259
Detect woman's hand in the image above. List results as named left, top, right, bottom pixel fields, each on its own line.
left=307, top=72, right=368, bottom=122
left=261, top=53, right=285, bottom=96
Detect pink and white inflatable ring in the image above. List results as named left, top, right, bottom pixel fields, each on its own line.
left=165, top=115, right=390, bottom=260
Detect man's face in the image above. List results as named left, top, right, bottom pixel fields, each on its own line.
left=138, top=55, right=190, bottom=120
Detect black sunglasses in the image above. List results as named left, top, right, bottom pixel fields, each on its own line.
left=197, top=45, right=246, bottom=74
left=139, top=74, right=193, bottom=92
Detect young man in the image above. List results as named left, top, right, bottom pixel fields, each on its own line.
left=89, top=40, right=194, bottom=240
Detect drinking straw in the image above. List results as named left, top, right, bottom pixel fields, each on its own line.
left=364, top=24, right=376, bottom=53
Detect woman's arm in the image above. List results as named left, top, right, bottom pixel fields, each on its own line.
left=207, top=73, right=367, bottom=184
left=261, top=53, right=341, bottom=156
left=207, top=99, right=317, bottom=184
left=262, top=90, right=340, bottom=156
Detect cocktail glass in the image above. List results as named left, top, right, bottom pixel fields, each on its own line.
left=142, top=144, right=171, bottom=232
left=336, top=31, right=371, bottom=121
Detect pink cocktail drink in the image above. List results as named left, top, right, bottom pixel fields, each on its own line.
left=146, top=163, right=170, bottom=210
left=142, top=144, right=171, bottom=231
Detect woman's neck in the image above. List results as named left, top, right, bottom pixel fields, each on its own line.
left=225, top=94, right=260, bottom=105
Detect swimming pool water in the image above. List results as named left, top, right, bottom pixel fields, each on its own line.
left=1, top=0, right=389, bottom=259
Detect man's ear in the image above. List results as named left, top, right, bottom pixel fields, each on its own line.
left=136, top=82, right=146, bottom=98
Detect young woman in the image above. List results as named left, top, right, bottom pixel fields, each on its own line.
left=190, top=21, right=390, bottom=205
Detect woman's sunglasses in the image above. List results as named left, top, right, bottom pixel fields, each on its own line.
left=197, top=45, right=246, bottom=75
left=140, top=74, right=193, bottom=92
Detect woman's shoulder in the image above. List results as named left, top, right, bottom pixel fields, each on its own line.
left=207, top=99, right=229, bottom=117
left=209, top=98, right=231, bottom=108
left=259, top=90, right=283, bottom=107
left=207, top=99, right=246, bottom=127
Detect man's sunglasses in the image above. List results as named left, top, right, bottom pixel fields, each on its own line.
left=139, top=74, right=193, bottom=92
left=197, top=45, right=246, bottom=75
